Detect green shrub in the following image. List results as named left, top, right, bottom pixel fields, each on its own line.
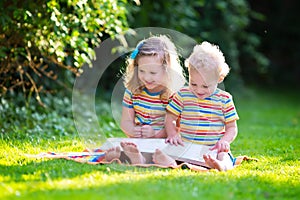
left=0, top=0, right=129, bottom=103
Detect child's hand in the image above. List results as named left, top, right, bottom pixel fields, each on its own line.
left=209, top=140, right=230, bottom=153
left=166, top=135, right=184, bottom=146
left=141, top=125, right=155, bottom=138
left=131, top=126, right=142, bottom=138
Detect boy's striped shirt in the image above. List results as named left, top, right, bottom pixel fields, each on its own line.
left=166, top=87, right=239, bottom=145
left=122, top=88, right=169, bottom=131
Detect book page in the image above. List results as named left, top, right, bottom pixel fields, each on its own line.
left=161, top=141, right=217, bottom=163
left=100, top=138, right=167, bottom=152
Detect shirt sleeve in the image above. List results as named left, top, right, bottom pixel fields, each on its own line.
left=223, top=94, right=239, bottom=123
left=166, top=91, right=183, bottom=117
left=122, top=89, right=133, bottom=108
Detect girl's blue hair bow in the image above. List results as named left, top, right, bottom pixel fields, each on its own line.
left=130, top=42, right=144, bottom=59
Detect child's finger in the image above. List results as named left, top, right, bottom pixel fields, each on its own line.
left=141, top=125, right=150, bottom=129
left=165, top=137, right=173, bottom=144
left=209, top=144, right=217, bottom=151
left=176, top=138, right=184, bottom=146
left=173, top=138, right=183, bottom=146
left=220, top=142, right=230, bottom=152
left=133, top=134, right=142, bottom=138
left=132, top=128, right=142, bottom=138
left=169, top=138, right=178, bottom=146
left=134, top=126, right=142, bottom=132
left=173, top=139, right=179, bottom=146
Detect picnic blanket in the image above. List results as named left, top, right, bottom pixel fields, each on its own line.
left=31, top=148, right=256, bottom=172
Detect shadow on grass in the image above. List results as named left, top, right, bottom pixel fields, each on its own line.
left=2, top=160, right=108, bottom=183
left=3, top=160, right=300, bottom=200
left=1, top=158, right=168, bottom=183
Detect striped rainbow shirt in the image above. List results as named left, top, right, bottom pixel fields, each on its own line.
left=166, top=87, right=239, bottom=145
left=122, top=88, right=169, bottom=131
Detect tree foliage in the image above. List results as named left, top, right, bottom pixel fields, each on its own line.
left=128, top=0, right=268, bottom=89
left=0, top=0, right=128, bottom=104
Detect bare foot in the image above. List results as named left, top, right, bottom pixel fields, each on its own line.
left=203, top=154, right=230, bottom=171
left=152, top=149, right=177, bottom=167
left=120, top=141, right=146, bottom=164
left=105, top=146, right=121, bottom=162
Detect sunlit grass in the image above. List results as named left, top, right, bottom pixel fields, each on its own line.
left=1, top=88, right=300, bottom=199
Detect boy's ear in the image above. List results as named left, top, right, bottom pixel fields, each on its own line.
left=218, top=76, right=225, bottom=83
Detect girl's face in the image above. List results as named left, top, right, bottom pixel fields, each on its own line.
left=189, top=67, right=219, bottom=99
left=137, top=55, right=166, bottom=93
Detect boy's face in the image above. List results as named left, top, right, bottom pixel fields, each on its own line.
left=188, top=67, right=219, bottom=99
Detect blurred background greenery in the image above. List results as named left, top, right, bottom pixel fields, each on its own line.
left=0, top=0, right=299, bottom=135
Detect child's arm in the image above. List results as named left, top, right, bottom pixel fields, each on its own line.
left=120, top=107, right=142, bottom=138
left=165, top=111, right=183, bottom=146
left=222, top=120, right=238, bottom=143
left=153, top=128, right=167, bottom=138
left=140, top=125, right=167, bottom=138
left=210, top=120, right=238, bottom=152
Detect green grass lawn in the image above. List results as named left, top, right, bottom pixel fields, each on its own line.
left=1, top=88, right=300, bottom=200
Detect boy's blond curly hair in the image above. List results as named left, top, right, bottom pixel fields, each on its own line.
left=185, top=41, right=230, bottom=81
left=123, top=35, right=185, bottom=99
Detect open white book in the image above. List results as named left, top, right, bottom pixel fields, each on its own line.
left=100, top=138, right=217, bottom=166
